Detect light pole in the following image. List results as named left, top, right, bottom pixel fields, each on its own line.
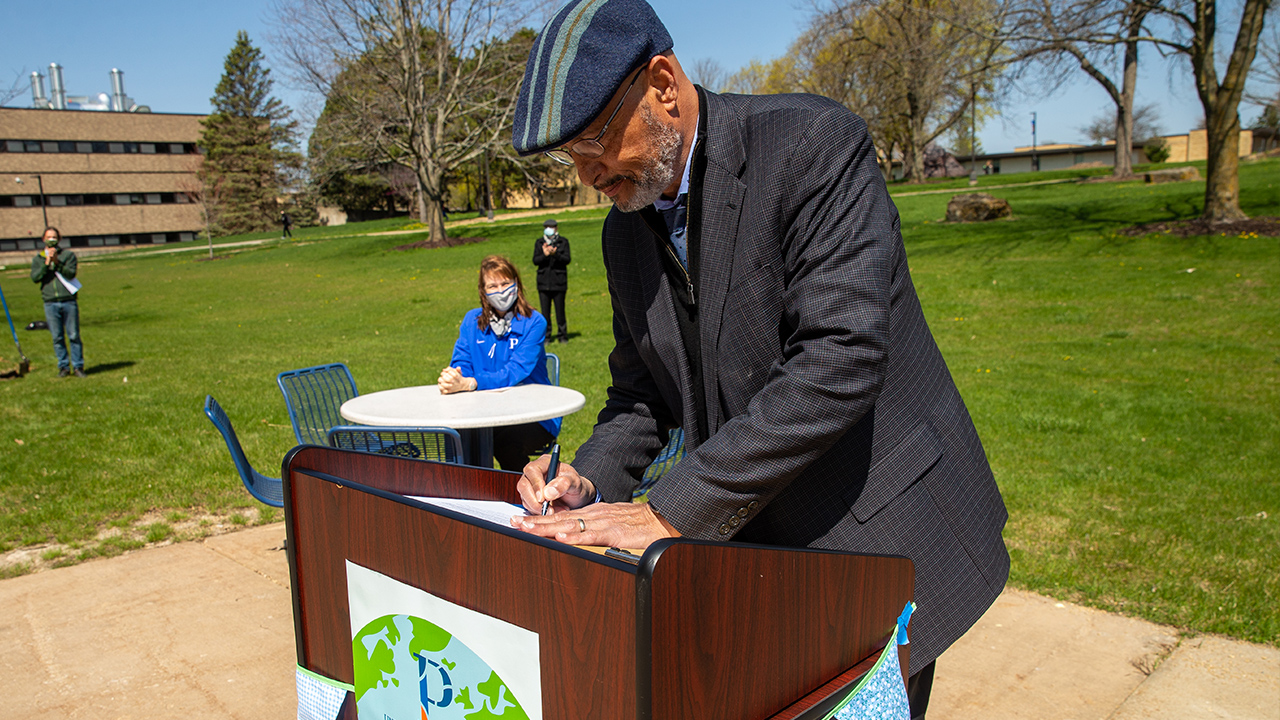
left=14, top=175, right=48, bottom=228
left=1031, top=112, right=1039, bottom=172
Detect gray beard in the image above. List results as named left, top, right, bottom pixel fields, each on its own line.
left=606, top=103, right=683, bottom=213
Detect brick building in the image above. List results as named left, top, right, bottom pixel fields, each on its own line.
left=0, top=107, right=205, bottom=253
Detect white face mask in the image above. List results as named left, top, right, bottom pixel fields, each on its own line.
left=486, top=284, right=518, bottom=314
left=543, top=227, right=556, bottom=238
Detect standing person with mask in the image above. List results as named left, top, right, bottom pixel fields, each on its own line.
left=532, top=218, right=571, bottom=344
left=438, top=255, right=560, bottom=470
left=29, top=227, right=85, bottom=378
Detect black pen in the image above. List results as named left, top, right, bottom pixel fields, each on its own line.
left=541, top=444, right=560, bottom=516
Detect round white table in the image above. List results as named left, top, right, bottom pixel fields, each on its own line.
left=340, top=384, right=586, bottom=468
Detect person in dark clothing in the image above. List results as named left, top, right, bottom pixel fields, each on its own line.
left=532, top=218, right=571, bottom=343
left=281, top=212, right=293, bottom=239
left=507, top=2, right=1010, bottom=716
left=29, top=226, right=84, bottom=377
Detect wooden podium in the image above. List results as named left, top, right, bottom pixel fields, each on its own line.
left=283, top=446, right=914, bottom=720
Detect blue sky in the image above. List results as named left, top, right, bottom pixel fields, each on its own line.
left=2, top=0, right=1228, bottom=154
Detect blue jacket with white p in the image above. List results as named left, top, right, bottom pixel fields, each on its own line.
left=450, top=308, right=560, bottom=437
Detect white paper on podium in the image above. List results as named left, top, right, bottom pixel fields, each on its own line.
left=408, top=496, right=528, bottom=527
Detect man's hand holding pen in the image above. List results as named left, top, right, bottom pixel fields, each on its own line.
left=512, top=453, right=680, bottom=549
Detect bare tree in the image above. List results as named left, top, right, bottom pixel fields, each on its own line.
left=689, top=57, right=731, bottom=92
left=271, top=0, right=541, bottom=244
left=1001, top=0, right=1159, bottom=177
left=815, top=0, right=1007, bottom=182
left=1, top=70, right=29, bottom=107
left=1080, top=101, right=1163, bottom=143
left=1143, top=0, right=1272, bottom=220
left=177, top=156, right=224, bottom=259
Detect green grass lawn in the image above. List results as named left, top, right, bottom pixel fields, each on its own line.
left=1, top=159, right=1276, bottom=645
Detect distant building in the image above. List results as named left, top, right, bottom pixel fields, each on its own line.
left=0, top=66, right=205, bottom=253
left=956, top=129, right=1255, bottom=176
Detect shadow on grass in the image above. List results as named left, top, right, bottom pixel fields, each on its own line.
left=86, top=361, right=134, bottom=375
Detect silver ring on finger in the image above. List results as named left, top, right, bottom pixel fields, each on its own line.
left=577, top=518, right=586, bottom=533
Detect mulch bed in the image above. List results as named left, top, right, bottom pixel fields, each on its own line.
left=394, top=236, right=487, bottom=251
left=1117, top=216, right=1280, bottom=238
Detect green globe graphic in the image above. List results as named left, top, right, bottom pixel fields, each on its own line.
left=353, top=614, right=532, bottom=720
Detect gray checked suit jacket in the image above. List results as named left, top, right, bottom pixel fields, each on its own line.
left=572, top=89, right=1010, bottom=672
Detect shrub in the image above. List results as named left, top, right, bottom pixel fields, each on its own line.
left=1145, top=136, right=1171, bottom=164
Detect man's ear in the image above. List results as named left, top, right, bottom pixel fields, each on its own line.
left=647, top=54, right=680, bottom=108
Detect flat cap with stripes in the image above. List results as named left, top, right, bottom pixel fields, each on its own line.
left=512, top=0, right=673, bottom=156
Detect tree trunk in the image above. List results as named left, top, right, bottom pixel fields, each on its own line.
left=1189, top=0, right=1269, bottom=222
left=482, top=149, right=494, bottom=220
left=1203, top=111, right=1246, bottom=221
left=901, top=129, right=925, bottom=183
left=416, top=163, right=448, bottom=244
left=1112, top=19, right=1143, bottom=178
left=1113, top=102, right=1133, bottom=178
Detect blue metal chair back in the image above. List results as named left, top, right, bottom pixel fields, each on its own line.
left=203, top=395, right=284, bottom=507
left=545, top=352, right=560, bottom=386
left=634, top=428, right=686, bottom=499
left=327, top=426, right=465, bottom=464
left=277, top=363, right=359, bottom=446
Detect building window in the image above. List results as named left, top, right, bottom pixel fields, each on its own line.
left=1, top=138, right=198, bottom=154
left=1, top=192, right=190, bottom=207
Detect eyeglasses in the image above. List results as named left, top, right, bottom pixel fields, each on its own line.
left=544, top=68, right=644, bottom=166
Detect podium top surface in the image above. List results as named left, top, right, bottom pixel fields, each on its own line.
left=340, top=383, right=585, bottom=429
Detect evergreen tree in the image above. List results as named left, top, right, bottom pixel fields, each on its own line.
left=199, top=31, right=300, bottom=237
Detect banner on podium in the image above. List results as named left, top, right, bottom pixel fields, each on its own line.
left=347, top=561, right=543, bottom=720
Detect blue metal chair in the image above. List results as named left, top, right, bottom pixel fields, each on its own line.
left=545, top=352, right=560, bottom=386
left=327, top=426, right=465, bottom=463
left=203, top=395, right=284, bottom=508
left=277, top=363, right=359, bottom=446
left=634, top=428, right=686, bottom=499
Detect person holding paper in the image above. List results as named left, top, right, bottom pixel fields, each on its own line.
left=29, top=226, right=84, bottom=378
left=506, top=1, right=1009, bottom=715
left=438, top=255, right=559, bottom=470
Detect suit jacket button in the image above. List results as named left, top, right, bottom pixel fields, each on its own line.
left=737, top=508, right=748, bottom=517
left=748, top=501, right=758, bottom=510
left=729, top=516, right=740, bottom=527
left=719, top=524, right=730, bottom=535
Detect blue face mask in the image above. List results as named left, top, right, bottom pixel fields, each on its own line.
left=543, top=227, right=556, bottom=238
left=486, top=284, right=518, bottom=313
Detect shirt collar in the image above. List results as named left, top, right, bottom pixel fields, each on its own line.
left=653, top=124, right=697, bottom=211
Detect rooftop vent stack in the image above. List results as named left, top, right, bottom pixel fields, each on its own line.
left=109, top=68, right=126, bottom=112
left=48, top=63, right=67, bottom=110
left=29, top=71, right=49, bottom=108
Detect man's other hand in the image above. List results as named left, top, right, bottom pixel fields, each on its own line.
left=512, top=500, right=680, bottom=550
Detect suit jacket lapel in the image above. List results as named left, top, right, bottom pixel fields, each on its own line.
left=693, top=91, right=748, bottom=437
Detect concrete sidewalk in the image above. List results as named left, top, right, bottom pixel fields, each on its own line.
left=0, top=524, right=1274, bottom=719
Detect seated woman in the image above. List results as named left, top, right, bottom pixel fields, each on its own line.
left=438, top=255, right=559, bottom=470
